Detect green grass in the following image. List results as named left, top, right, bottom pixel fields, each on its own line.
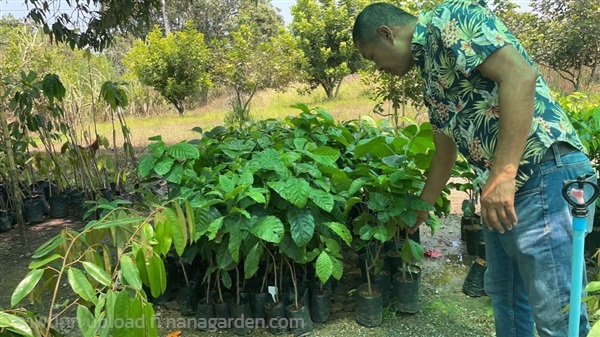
left=93, top=75, right=416, bottom=148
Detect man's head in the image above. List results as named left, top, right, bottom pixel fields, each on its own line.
left=353, top=3, right=417, bottom=76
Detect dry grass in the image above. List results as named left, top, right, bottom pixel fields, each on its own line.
left=93, top=75, right=420, bottom=148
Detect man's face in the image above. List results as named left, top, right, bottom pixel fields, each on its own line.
left=356, top=27, right=415, bottom=76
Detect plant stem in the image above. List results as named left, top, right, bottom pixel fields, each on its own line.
left=236, top=265, right=240, bottom=306
left=261, top=257, right=269, bottom=294
left=284, top=257, right=299, bottom=310
left=180, top=258, right=190, bottom=287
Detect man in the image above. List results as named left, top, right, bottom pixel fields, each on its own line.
left=353, top=1, right=596, bottom=336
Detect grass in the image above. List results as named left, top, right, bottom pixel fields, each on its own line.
left=92, top=75, right=419, bottom=148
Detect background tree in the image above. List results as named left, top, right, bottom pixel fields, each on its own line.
left=213, top=24, right=298, bottom=126
left=123, top=22, right=212, bottom=115
left=290, top=0, right=369, bottom=99
left=528, top=0, right=600, bottom=91
left=23, top=0, right=162, bottom=51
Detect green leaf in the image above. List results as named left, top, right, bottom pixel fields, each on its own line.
left=207, top=217, right=224, bottom=241
left=138, top=155, right=158, bottom=178
left=28, top=253, right=62, bottom=269
left=244, top=243, right=263, bottom=279
left=68, top=268, right=98, bottom=304
left=323, top=222, right=352, bottom=246
left=252, top=216, right=284, bottom=243
left=309, top=189, right=334, bottom=212
left=310, top=146, right=340, bottom=166
left=165, top=163, right=184, bottom=184
left=143, top=301, right=158, bottom=337
left=10, top=269, right=44, bottom=307
left=113, top=291, right=131, bottom=337
left=82, top=262, right=112, bottom=287
left=283, top=177, right=310, bottom=207
left=90, top=217, right=147, bottom=230
left=77, top=305, right=97, bottom=337
left=166, top=142, right=199, bottom=159
left=31, top=235, right=65, bottom=259
left=315, top=251, right=333, bottom=284
left=228, top=226, right=242, bottom=263
left=147, top=255, right=167, bottom=298
left=0, top=312, right=33, bottom=336
left=246, top=189, right=266, bottom=203
left=120, top=255, right=143, bottom=290
left=331, top=256, right=343, bottom=281
left=153, top=157, right=175, bottom=175
left=408, top=239, right=425, bottom=262
left=166, top=207, right=186, bottom=256
left=219, top=175, right=235, bottom=194
left=287, top=207, right=315, bottom=247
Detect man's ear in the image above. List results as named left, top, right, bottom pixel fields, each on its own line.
left=377, top=26, right=394, bottom=43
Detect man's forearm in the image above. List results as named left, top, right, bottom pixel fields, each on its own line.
left=421, top=150, right=456, bottom=205
left=489, top=74, right=537, bottom=181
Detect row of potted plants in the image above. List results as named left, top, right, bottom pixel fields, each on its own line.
left=134, top=105, right=452, bottom=331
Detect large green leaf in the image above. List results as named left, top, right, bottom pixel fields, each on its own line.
left=77, top=305, right=97, bottom=337
left=10, top=269, right=44, bottom=307
left=0, top=312, right=33, bottom=336
left=165, top=208, right=186, bottom=256
left=138, top=155, right=158, bottom=178
left=28, top=253, right=62, bottom=269
left=331, top=256, right=343, bottom=281
left=309, top=189, right=334, bottom=212
left=120, top=255, right=143, bottom=290
left=244, top=243, right=263, bottom=279
left=252, top=216, right=284, bottom=243
left=113, top=291, right=131, bottom=337
left=408, top=239, right=425, bottom=262
left=153, top=157, right=175, bottom=175
left=147, top=255, right=167, bottom=297
left=68, top=268, right=98, bottom=304
left=219, top=175, right=235, bottom=195
left=143, top=301, right=159, bottom=337
left=31, top=235, right=65, bottom=259
left=283, top=177, right=310, bottom=207
left=323, top=222, right=352, bottom=246
left=228, top=226, right=242, bottom=263
left=310, top=146, right=340, bottom=166
left=82, top=262, right=112, bottom=287
left=287, top=208, right=315, bottom=247
left=165, top=163, right=184, bottom=184
left=315, top=250, right=333, bottom=284
left=166, top=142, right=199, bottom=159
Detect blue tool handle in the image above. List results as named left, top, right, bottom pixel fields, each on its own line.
left=568, top=218, right=586, bottom=337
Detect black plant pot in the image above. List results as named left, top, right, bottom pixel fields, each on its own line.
left=0, top=214, right=12, bottom=233
left=385, top=249, right=404, bottom=278
left=214, top=301, right=231, bottom=320
left=355, top=283, right=382, bottom=327
left=371, top=269, right=392, bottom=306
left=49, top=193, right=70, bottom=218
left=264, top=301, right=288, bottom=335
left=476, top=240, right=486, bottom=260
left=251, top=292, right=270, bottom=319
left=68, top=190, right=86, bottom=216
left=393, top=265, right=421, bottom=314
left=310, top=288, right=331, bottom=323
left=461, top=214, right=481, bottom=241
left=464, top=225, right=483, bottom=256
left=462, top=258, right=487, bottom=298
left=229, top=301, right=254, bottom=335
left=286, top=284, right=310, bottom=309
left=180, top=281, right=199, bottom=316
left=195, top=299, right=215, bottom=331
left=23, top=195, right=45, bottom=224
left=285, top=303, right=313, bottom=337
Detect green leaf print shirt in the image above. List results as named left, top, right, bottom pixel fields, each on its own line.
left=411, top=0, right=585, bottom=190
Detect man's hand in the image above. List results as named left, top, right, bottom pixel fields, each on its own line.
left=409, top=209, right=430, bottom=234
left=480, top=173, right=518, bottom=233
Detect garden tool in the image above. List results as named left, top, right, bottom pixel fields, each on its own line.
left=562, top=175, right=599, bottom=337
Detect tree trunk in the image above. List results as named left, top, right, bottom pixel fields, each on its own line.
left=321, top=83, right=334, bottom=99
left=333, top=78, right=344, bottom=98
left=0, top=108, right=27, bottom=246
left=161, top=0, right=170, bottom=34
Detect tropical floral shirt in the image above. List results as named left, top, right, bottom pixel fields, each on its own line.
left=411, top=0, right=585, bottom=190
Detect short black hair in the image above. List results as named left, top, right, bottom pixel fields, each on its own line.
left=353, top=2, right=416, bottom=46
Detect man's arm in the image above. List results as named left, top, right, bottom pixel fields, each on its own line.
left=411, top=132, right=457, bottom=233
left=475, top=44, right=538, bottom=233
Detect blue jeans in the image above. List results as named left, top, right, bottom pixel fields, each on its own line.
left=483, top=146, right=597, bottom=337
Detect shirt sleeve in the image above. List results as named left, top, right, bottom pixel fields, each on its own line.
left=430, top=1, right=513, bottom=77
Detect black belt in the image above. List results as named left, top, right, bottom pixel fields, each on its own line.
left=540, top=142, right=578, bottom=163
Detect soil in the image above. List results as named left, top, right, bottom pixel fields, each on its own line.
left=0, top=191, right=595, bottom=337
